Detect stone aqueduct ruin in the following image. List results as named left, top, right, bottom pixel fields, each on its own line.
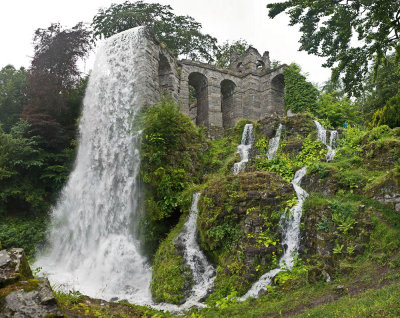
left=136, top=28, right=286, bottom=128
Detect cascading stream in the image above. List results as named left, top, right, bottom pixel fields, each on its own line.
left=149, top=193, right=216, bottom=314
left=166, top=192, right=215, bottom=311
left=239, top=167, right=308, bottom=300
left=313, top=120, right=338, bottom=162
left=233, top=124, right=254, bottom=174
left=35, top=27, right=152, bottom=304
left=267, top=124, right=283, bottom=160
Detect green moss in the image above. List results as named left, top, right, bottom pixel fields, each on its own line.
left=196, top=171, right=294, bottom=301
left=151, top=215, right=191, bottom=304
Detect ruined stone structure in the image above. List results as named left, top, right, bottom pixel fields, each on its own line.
left=136, top=27, right=286, bottom=128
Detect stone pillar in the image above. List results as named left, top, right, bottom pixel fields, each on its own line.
left=207, top=83, right=223, bottom=127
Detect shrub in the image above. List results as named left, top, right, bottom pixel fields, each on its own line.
left=139, top=97, right=205, bottom=255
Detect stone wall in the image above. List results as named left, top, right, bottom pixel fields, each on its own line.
left=136, top=27, right=286, bottom=128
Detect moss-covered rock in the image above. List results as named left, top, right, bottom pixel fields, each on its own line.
left=0, top=248, right=32, bottom=288
left=0, top=248, right=63, bottom=317
left=302, top=194, right=374, bottom=280
left=366, top=169, right=400, bottom=213
left=151, top=215, right=192, bottom=304
left=362, top=139, right=400, bottom=170
left=197, top=171, right=295, bottom=299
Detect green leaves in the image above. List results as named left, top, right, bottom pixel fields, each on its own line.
left=267, top=0, right=400, bottom=96
left=283, top=63, right=319, bottom=113
left=92, top=1, right=218, bottom=62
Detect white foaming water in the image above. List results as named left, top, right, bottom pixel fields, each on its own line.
left=35, top=28, right=152, bottom=304
left=180, top=193, right=216, bottom=306
left=326, top=130, right=338, bottom=162
left=160, top=193, right=215, bottom=312
left=240, top=167, right=308, bottom=300
left=233, top=124, right=254, bottom=174
left=267, top=124, right=283, bottom=160
left=313, top=120, right=338, bottom=162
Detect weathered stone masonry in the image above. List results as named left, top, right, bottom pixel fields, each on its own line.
left=137, top=27, right=286, bottom=128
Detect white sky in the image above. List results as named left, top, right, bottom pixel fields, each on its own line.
left=0, top=0, right=330, bottom=85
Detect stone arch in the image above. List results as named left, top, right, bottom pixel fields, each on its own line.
left=271, top=73, right=285, bottom=110
left=221, top=79, right=237, bottom=128
left=188, top=72, right=209, bottom=126
left=158, top=53, right=173, bottom=94
left=256, top=60, right=265, bottom=70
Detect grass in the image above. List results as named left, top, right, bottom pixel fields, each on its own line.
left=294, top=280, right=400, bottom=317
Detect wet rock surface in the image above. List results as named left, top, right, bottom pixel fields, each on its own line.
left=366, top=170, right=400, bottom=213
left=0, top=248, right=63, bottom=317
left=1, top=278, right=63, bottom=318
left=0, top=249, right=32, bottom=288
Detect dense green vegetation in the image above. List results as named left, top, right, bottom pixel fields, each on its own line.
left=139, top=97, right=206, bottom=256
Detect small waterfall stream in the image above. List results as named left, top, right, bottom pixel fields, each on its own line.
left=172, top=192, right=215, bottom=309
left=267, top=124, right=283, bottom=160
left=239, top=167, right=308, bottom=300
left=313, top=120, right=338, bottom=162
left=150, top=193, right=216, bottom=313
left=233, top=124, right=254, bottom=174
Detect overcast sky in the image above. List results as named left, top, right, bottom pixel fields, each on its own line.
left=0, top=0, right=331, bottom=85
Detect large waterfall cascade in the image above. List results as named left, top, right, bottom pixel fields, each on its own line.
left=35, top=28, right=152, bottom=304
left=267, top=124, right=283, bottom=160
left=313, top=120, right=339, bottom=162
left=233, top=124, right=255, bottom=174
left=239, top=167, right=308, bottom=300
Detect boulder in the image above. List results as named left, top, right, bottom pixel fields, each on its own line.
left=1, top=278, right=63, bottom=318
left=0, top=249, right=32, bottom=288
left=0, top=248, right=63, bottom=317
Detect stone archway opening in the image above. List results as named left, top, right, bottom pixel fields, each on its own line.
left=221, top=79, right=236, bottom=128
left=158, top=53, right=173, bottom=95
left=188, top=72, right=208, bottom=126
left=271, top=73, right=285, bottom=111
left=256, top=60, right=265, bottom=70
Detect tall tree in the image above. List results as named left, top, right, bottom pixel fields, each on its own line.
left=92, top=1, right=218, bottom=62
left=215, top=39, right=250, bottom=69
left=361, top=54, right=400, bottom=120
left=267, top=0, right=400, bottom=96
left=0, top=65, right=27, bottom=132
left=23, top=23, right=92, bottom=150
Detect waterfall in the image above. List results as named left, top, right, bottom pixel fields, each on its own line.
left=313, top=120, right=338, bottom=162
left=35, top=28, right=152, bottom=304
left=267, top=124, right=283, bottom=160
left=175, top=192, right=215, bottom=308
left=150, top=193, right=215, bottom=313
left=239, top=167, right=308, bottom=300
left=326, top=130, right=338, bottom=162
left=233, top=124, right=254, bottom=174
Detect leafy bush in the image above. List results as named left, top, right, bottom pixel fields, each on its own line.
left=207, top=224, right=239, bottom=250
left=255, top=136, right=326, bottom=182
left=0, top=215, right=48, bottom=260
left=315, top=92, right=360, bottom=128
left=368, top=125, right=391, bottom=141
left=371, top=94, right=400, bottom=128
left=140, top=97, right=205, bottom=255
